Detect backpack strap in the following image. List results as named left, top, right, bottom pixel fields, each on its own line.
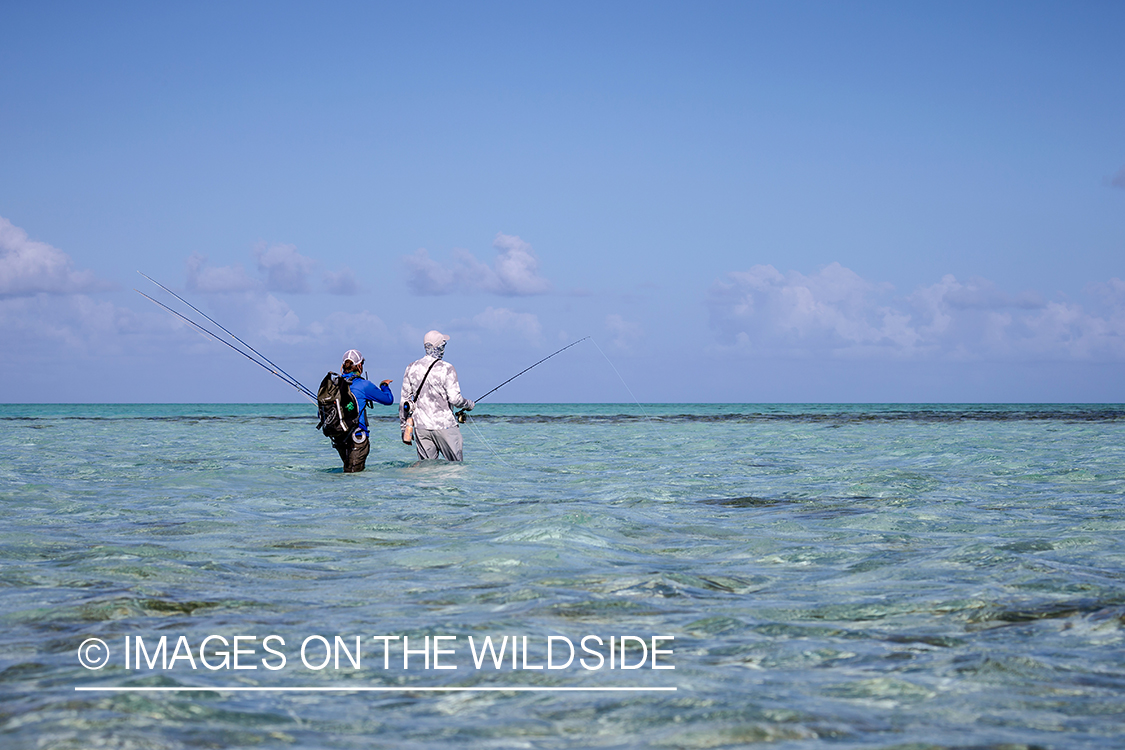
left=336, top=373, right=362, bottom=430
left=404, top=359, right=441, bottom=419
left=314, top=371, right=339, bottom=431
left=412, top=359, right=440, bottom=402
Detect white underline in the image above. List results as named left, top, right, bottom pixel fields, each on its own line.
left=75, top=686, right=676, bottom=693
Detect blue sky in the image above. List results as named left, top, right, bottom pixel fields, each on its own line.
left=2, top=1, right=1123, bottom=403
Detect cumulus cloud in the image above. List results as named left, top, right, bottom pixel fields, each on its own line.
left=170, top=287, right=391, bottom=351
left=0, top=280, right=207, bottom=370
left=246, top=293, right=306, bottom=342
left=927, top=276, right=1044, bottom=311
left=707, top=263, right=1125, bottom=360
left=0, top=216, right=108, bottom=298
left=707, top=262, right=915, bottom=354
left=1015, top=279, right=1125, bottom=359
left=404, top=233, right=552, bottom=296
left=323, top=267, right=361, bottom=295
left=254, top=243, right=317, bottom=293
left=450, top=306, right=543, bottom=344
left=1087, top=277, right=1125, bottom=307
left=185, top=253, right=260, bottom=293
left=181, top=255, right=312, bottom=343
left=489, top=234, right=552, bottom=295
left=187, top=245, right=356, bottom=297
left=0, top=217, right=190, bottom=367
left=1, top=295, right=136, bottom=353
left=402, top=248, right=456, bottom=294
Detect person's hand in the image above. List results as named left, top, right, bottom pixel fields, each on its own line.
left=380, top=379, right=393, bottom=387
left=465, top=400, right=475, bottom=411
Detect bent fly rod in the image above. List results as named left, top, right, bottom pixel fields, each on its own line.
left=456, top=336, right=590, bottom=422
left=135, top=275, right=317, bottom=403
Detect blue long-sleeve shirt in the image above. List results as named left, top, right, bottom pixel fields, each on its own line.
left=342, top=373, right=394, bottom=435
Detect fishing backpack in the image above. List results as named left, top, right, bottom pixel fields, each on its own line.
left=316, top=372, right=360, bottom=439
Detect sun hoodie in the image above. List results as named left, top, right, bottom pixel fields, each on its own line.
left=341, top=372, right=394, bottom=435
left=398, top=354, right=474, bottom=431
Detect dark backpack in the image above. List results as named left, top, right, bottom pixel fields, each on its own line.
left=316, top=372, right=360, bottom=438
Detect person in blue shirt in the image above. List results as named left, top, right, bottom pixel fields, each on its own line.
left=335, top=348, right=394, bottom=473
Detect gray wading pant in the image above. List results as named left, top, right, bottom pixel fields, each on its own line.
left=413, top=426, right=463, bottom=461
left=332, top=431, right=370, bottom=473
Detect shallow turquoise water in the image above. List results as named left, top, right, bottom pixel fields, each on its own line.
left=1, top=404, right=1123, bottom=749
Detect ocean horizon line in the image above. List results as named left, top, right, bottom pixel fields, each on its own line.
left=3, top=401, right=1124, bottom=407
left=5, top=402, right=1124, bottom=424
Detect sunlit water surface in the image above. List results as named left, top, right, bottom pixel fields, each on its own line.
left=1, top=404, right=1123, bottom=749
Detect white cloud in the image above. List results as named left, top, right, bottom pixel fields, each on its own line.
left=0, top=221, right=396, bottom=394
left=0, top=296, right=114, bottom=351
left=1014, top=280, right=1125, bottom=359
left=251, top=294, right=306, bottom=342
left=1087, top=277, right=1125, bottom=309
left=254, top=243, right=317, bottom=293
left=185, top=253, right=259, bottom=293
left=914, top=274, right=1044, bottom=312
left=0, top=217, right=142, bottom=370
left=403, top=247, right=456, bottom=294
left=0, top=216, right=108, bottom=298
left=179, top=254, right=314, bottom=343
left=450, top=306, right=543, bottom=344
left=0, top=285, right=195, bottom=366
left=323, top=267, right=361, bottom=295
left=708, top=263, right=1125, bottom=361
left=188, top=245, right=341, bottom=295
left=403, top=233, right=552, bottom=296
left=707, top=262, right=913, bottom=354
left=489, top=234, right=552, bottom=295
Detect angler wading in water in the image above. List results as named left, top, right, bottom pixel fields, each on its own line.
left=318, top=350, right=394, bottom=473
left=136, top=274, right=587, bottom=470
left=399, top=331, right=474, bottom=462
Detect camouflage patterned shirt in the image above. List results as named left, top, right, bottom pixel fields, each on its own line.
left=399, top=356, right=474, bottom=431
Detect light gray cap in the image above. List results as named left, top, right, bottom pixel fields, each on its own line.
left=423, top=331, right=449, bottom=347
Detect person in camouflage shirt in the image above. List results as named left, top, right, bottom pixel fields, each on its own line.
left=399, top=330, right=475, bottom=461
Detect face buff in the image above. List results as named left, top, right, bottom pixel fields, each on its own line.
left=425, top=342, right=446, bottom=360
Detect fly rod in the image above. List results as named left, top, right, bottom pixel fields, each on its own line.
left=135, top=288, right=317, bottom=403
left=139, top=272, right=314, bottom=399
left=456, top=336, right=589, bottom=422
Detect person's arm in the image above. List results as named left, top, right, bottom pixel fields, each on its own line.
left=442, top=364, right=474, bottom=411
left=371, top=381, right=394, bottom=406
left=354, top=378, right=394, bottom=407
left=399, top=366, right=415, bottom=423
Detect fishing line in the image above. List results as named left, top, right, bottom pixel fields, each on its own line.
left=454, top=336, right=591, bottom=466
left=455, top=336, right=591, bottom=424
left=463, top=415, right=512, bottom=468
left=135, top=288, right=317, bottom=403
left=588, top=337, right=653, bottom=421
left=473, top=336, right=591, bottom=405
left=139, top=272, right=316, bottom=400
left=453, top=336, right=660, bottom=461
left=588, top=337, right=672, bottom=449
